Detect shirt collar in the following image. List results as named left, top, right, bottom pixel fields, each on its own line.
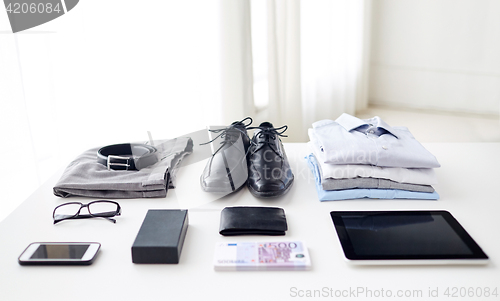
left=335, top=113, right=399, bottom=138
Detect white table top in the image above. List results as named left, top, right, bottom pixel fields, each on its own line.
left=1, top=143, right=499, bottom=300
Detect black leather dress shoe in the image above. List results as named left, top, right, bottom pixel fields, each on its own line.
left=247, top=122, right=294, bottom=198
left=200, top=117, right=252, bottom=194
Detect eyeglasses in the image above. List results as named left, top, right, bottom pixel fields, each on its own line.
left=53, top=200, right=121, bottom=224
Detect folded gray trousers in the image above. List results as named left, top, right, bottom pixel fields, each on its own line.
left=53, top=138, right=193, bottom=198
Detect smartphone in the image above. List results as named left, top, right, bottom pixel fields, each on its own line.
left=18, top=242, right=101, bottom=265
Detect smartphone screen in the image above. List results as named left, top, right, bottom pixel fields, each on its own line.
left=30, top=244, right=90, bottom=259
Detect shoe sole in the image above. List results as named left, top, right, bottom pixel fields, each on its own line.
left=247, top=176, right=294, bottom=198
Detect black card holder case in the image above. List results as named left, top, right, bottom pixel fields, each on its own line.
left=219, top=206, right=288, bottom=236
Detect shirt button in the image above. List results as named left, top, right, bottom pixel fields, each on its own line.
left=382, top=145, right=388, bottom=150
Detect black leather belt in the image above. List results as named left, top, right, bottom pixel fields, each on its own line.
left=97, top=143, right=158, bottom=170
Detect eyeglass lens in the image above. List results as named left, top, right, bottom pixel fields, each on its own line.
left=53, top=203, right=81, bottom=220
left=88, top=201, right=119, bottom=217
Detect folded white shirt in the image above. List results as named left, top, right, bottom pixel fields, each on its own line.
left=310, top=113, right=440, bottom=168
left=307, top=142, right=438, bottom=185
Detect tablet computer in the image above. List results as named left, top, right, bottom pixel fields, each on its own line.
left=330, top=211, right=489, bottom=265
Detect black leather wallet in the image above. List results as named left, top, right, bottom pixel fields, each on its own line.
left=219, top=206, right=288, bottom=236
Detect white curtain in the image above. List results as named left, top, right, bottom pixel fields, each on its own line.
left=266, top=0, right=302, bottom=139
left=266, top=0, right=372, bottom=142
left=219, top=0, right=256, bottom=124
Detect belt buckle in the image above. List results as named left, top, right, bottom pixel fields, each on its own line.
left=107, top=155, right=131, bottom=171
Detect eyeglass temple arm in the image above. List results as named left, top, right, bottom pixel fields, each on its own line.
left=54, top=214, right=117, bottom=224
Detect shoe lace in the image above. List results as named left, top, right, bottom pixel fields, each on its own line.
left=247, top=125, right=288, bottom=158
left=200, top=117, right=253, bottom=156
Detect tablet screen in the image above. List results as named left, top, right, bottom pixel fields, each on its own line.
left=330, top=211, right=488, bottom=261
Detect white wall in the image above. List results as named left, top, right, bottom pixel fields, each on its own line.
left=369, top=0, right=500, bottom=115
